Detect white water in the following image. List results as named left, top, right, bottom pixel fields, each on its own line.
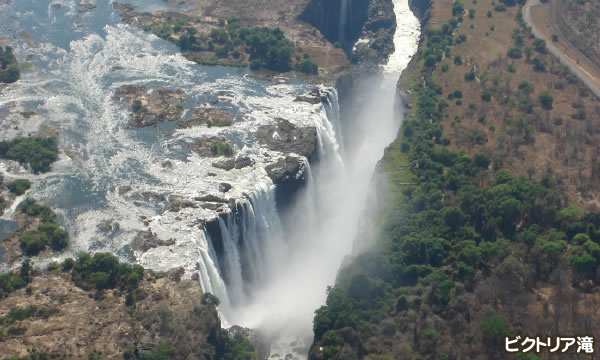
left=339, top=0, right=349, bottom=46
left=200, top=1, right=421, bottom=358
left=0, top=0, right=420, bottom=357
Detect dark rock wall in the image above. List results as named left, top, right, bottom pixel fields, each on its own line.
left=408, top=0, right=432, bottom=24
left=300, top=0, right=397, bottom=64
left=300, top=0, right=370, bottom=52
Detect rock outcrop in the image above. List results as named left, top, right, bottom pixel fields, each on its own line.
left=131, top=230, right=176, bottom=252
left=0, top=270, right=223, bottom=359
left=176, top=107, right=235, bottom=129
left=256, top=119, right=318, bottom=160
left=300, top=0, right=396, bottom=65
left=113, top=85, right=186, bottom=128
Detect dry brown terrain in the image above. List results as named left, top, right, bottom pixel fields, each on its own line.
left=430, top=0, right=600, bottom=210
left=0, top=268, right=221, bottom=358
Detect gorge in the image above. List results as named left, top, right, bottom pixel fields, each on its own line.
left=0, top=0, right=420, bottom=358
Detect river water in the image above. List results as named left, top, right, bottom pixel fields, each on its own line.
left=0, top=0, right=419, bottom=358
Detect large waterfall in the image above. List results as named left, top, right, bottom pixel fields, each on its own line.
left=0, top=0, right=419, bottom=358
left=196, top=1, right=421, bottom=357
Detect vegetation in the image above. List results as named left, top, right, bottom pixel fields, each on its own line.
left=138, top=341, right=171, bottom=360
left=211, top=142, right=234, bottom=156
left=310, top=1, right=600, bottom=357
left=146, top=17, right=318, bottom=74
left=221, top=332, right=258, bottom=360
left=66, top=252, right=144, bottom=297
left=0, top=259, right=33, bottom=298
left=17, top=199, right=68, bottom=256
left=0, top=46, right=20, bottom=84
left=1, top=304, right=58, bottom=326
left=6, top=179, right=32, bottom=195
left=0, top=137, right=59, bottom=173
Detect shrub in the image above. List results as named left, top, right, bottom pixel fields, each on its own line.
left=425, top=55, right=437, bottom=67
left=211, top=143, right=233, bottom=156
left=481, top=89, right=491, bottom=101
left=62, top=258, right=75, bottom=271
left=494, top=4, right=506, bottom=11
left=533, top=38, right=547, bottom=53
left=201, top=292, right=221, bottom=306
left=6, top=179, right=31, bottom=195
left=507, top=47, right=522, bottom=59
left=538, top=92, right=553, bottom=109
left=0, top=259, right=33, bottom=298
left=295, top=58, right=318, bottom=75
left=468, top=9, right=475, bottom=18
left=532, top=56, right=546, bottom=71
left=552, top=34, right=559, bottom=42
left=454, top=55, right=462, bottom=65
left=464, top=71, right=475, bottom=81
left=452, top=1, right=464, bottom=16
left=139, top=341, right=171, bottom=360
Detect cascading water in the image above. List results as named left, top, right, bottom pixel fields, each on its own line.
left=199, top=1, right=421, bottom=357
left=338, top=0, right=349, bottom=46
left=0, top=0, right=419, bottom=358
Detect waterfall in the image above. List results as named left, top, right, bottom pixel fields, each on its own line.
left=323, top=88, right=344, bottom=155
left=339, top=0, right=349, bottom=46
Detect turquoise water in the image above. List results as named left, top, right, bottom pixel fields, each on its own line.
left=0, top=0, right=318, bottom=260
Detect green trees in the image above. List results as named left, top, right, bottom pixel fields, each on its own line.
left=0, top=137, right=59, bottom=173
left=452, top=1, right=464, bottom=16
left=6, top=179, right=31, bottom=195
left=17, top=199, right=68, bottom=255
left=68, top=252, right=144, bottom=293
left=481, top=315, right=508, bottom=347
left=243, top=27, right=293, bottom=72
left=0, top=259, right=33, bottom=298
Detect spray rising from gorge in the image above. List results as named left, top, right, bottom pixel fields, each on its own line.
left=0, top=0, right=419, bottom=358
left=195, top=0, right=420, bottom=356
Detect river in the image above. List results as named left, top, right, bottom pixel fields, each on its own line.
left=0, top=0, right=419, bottom=358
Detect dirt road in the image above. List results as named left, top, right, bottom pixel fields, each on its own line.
left=523, top=0, right=600, bottom=98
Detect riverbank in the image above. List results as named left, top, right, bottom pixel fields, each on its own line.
left=309, top=0, right=600, bottom=358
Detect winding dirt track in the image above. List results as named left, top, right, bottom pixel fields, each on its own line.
left=523, top=0, right=600, bottom=98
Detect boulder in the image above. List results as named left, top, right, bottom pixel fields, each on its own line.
left=192, top=136, right=234, bottom=158
left=256, top=119, right=317, bottom=159
left=176, top=107, right=235, bottom=129
left=131, top=230, right=176, bottom=252
left=219, top=183, right=232, bottom=193
left=113, top=85, right=187, bottom=128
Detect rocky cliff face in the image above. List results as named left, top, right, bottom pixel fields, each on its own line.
left=300, top=0, right=396, bottom=65
left=0, top=269, right=224, bottom=358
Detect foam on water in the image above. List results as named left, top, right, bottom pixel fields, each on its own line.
left=0, top=2, right=331, bottom=275
left=0, top=1, right=421, bottom=358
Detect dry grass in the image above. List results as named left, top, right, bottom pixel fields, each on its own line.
left=531, top=2, right=600, bottom=86
left=426, top=0, right=600, bottom=209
